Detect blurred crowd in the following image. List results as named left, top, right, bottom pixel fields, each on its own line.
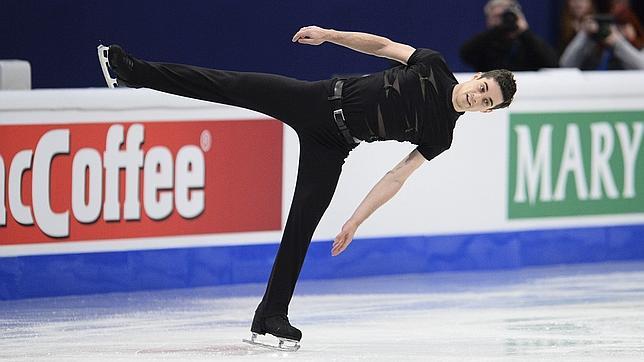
left=460, top=0, right=644, bottom=71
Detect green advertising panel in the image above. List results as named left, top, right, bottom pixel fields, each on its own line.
left=509, top=111, right=644, bottom=219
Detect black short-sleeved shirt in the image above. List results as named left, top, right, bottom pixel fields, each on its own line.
left=341, top=48, right=464, bottom=161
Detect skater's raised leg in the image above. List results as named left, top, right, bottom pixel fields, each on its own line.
left=98, top=44, right=329, bottom=131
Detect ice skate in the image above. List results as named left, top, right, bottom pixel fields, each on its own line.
left=242, top=315, right=301, bottom=352
left=96, top=44, right=137, bottom=88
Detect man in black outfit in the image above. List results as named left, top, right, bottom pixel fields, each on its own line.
left=460, top=0, right=558, bottom=71
left=100, top=25, right=516, bottom=350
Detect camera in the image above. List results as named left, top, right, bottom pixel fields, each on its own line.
left=500, top=9, right=519, bottom=32
left=499, top=4, right=522, bottom=33
left=592, top=14, right=614, bottom=40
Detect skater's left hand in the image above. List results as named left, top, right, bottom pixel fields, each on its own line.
left=332, top=221, right=357, bottom=256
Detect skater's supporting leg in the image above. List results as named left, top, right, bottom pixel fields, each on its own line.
left=252, top=135, right=350, bottom=339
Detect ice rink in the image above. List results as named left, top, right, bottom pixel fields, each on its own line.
left=2, top=261, right=643, bottom=361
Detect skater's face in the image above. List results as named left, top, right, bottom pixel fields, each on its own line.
left=453, top=74, right=504, bottom=113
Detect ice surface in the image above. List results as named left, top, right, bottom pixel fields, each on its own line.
left=1, top=262, right=643, bottom=361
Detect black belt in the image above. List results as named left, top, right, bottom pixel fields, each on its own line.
left=328, top=79, right=358, bottom=145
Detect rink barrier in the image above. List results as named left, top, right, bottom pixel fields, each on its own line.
left=1, top=223, right=643, bottom=300
left=2, top=72, right=644, bottom=300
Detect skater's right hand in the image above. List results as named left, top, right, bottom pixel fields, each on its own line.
left=292, top=26, right=330, bottom=45
left=332, top=221, right=358, bottom=256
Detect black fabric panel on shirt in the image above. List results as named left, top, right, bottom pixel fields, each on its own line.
left=342, top=48, right=464, bottom=161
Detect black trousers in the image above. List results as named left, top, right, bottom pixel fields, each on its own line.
left=125, top=59, right=356, bottom=318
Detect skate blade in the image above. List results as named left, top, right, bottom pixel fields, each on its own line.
left=242, top=333, right=300, bottom=352
left=97, top=44, right=118, bottom=88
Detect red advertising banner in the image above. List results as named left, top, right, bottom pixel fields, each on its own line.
left=0, top=120, right=283, bottom=245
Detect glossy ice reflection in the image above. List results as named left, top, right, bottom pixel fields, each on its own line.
left=1, top=262, right=643, bottom=361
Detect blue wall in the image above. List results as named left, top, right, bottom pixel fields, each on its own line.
left=2, top=224, right=643, bottom=300
left=2, top=0, right=562, bottom=89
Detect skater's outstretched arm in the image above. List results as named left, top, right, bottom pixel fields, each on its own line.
left=331, top=149, right=425, bottom=256
left=292, top=25, right=416, bottom=65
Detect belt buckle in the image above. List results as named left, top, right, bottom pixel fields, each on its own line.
left=333, top=109, right=348, bottom=130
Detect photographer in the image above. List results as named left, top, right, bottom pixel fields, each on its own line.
left=560, top=3, right=644, bottom=70
left=559, top=0, right=596, bottom=54
left=460, top=0, right=558, bottom=71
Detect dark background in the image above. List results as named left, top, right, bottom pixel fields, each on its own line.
left=1, top=0, right=640, bottom=89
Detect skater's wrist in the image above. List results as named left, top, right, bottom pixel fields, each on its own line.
left=325, top=29, right=339, bottom=42
left=344, top=218, right=360, bottom=230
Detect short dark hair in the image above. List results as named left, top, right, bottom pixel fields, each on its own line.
left=481, top=69, right=516, bottom=110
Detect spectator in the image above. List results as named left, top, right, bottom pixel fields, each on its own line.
left=559, top=0, right=597, bottom=53
left=560, top=3, right=644, bottom=70
left=460, top=0, right=558, bottom=71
